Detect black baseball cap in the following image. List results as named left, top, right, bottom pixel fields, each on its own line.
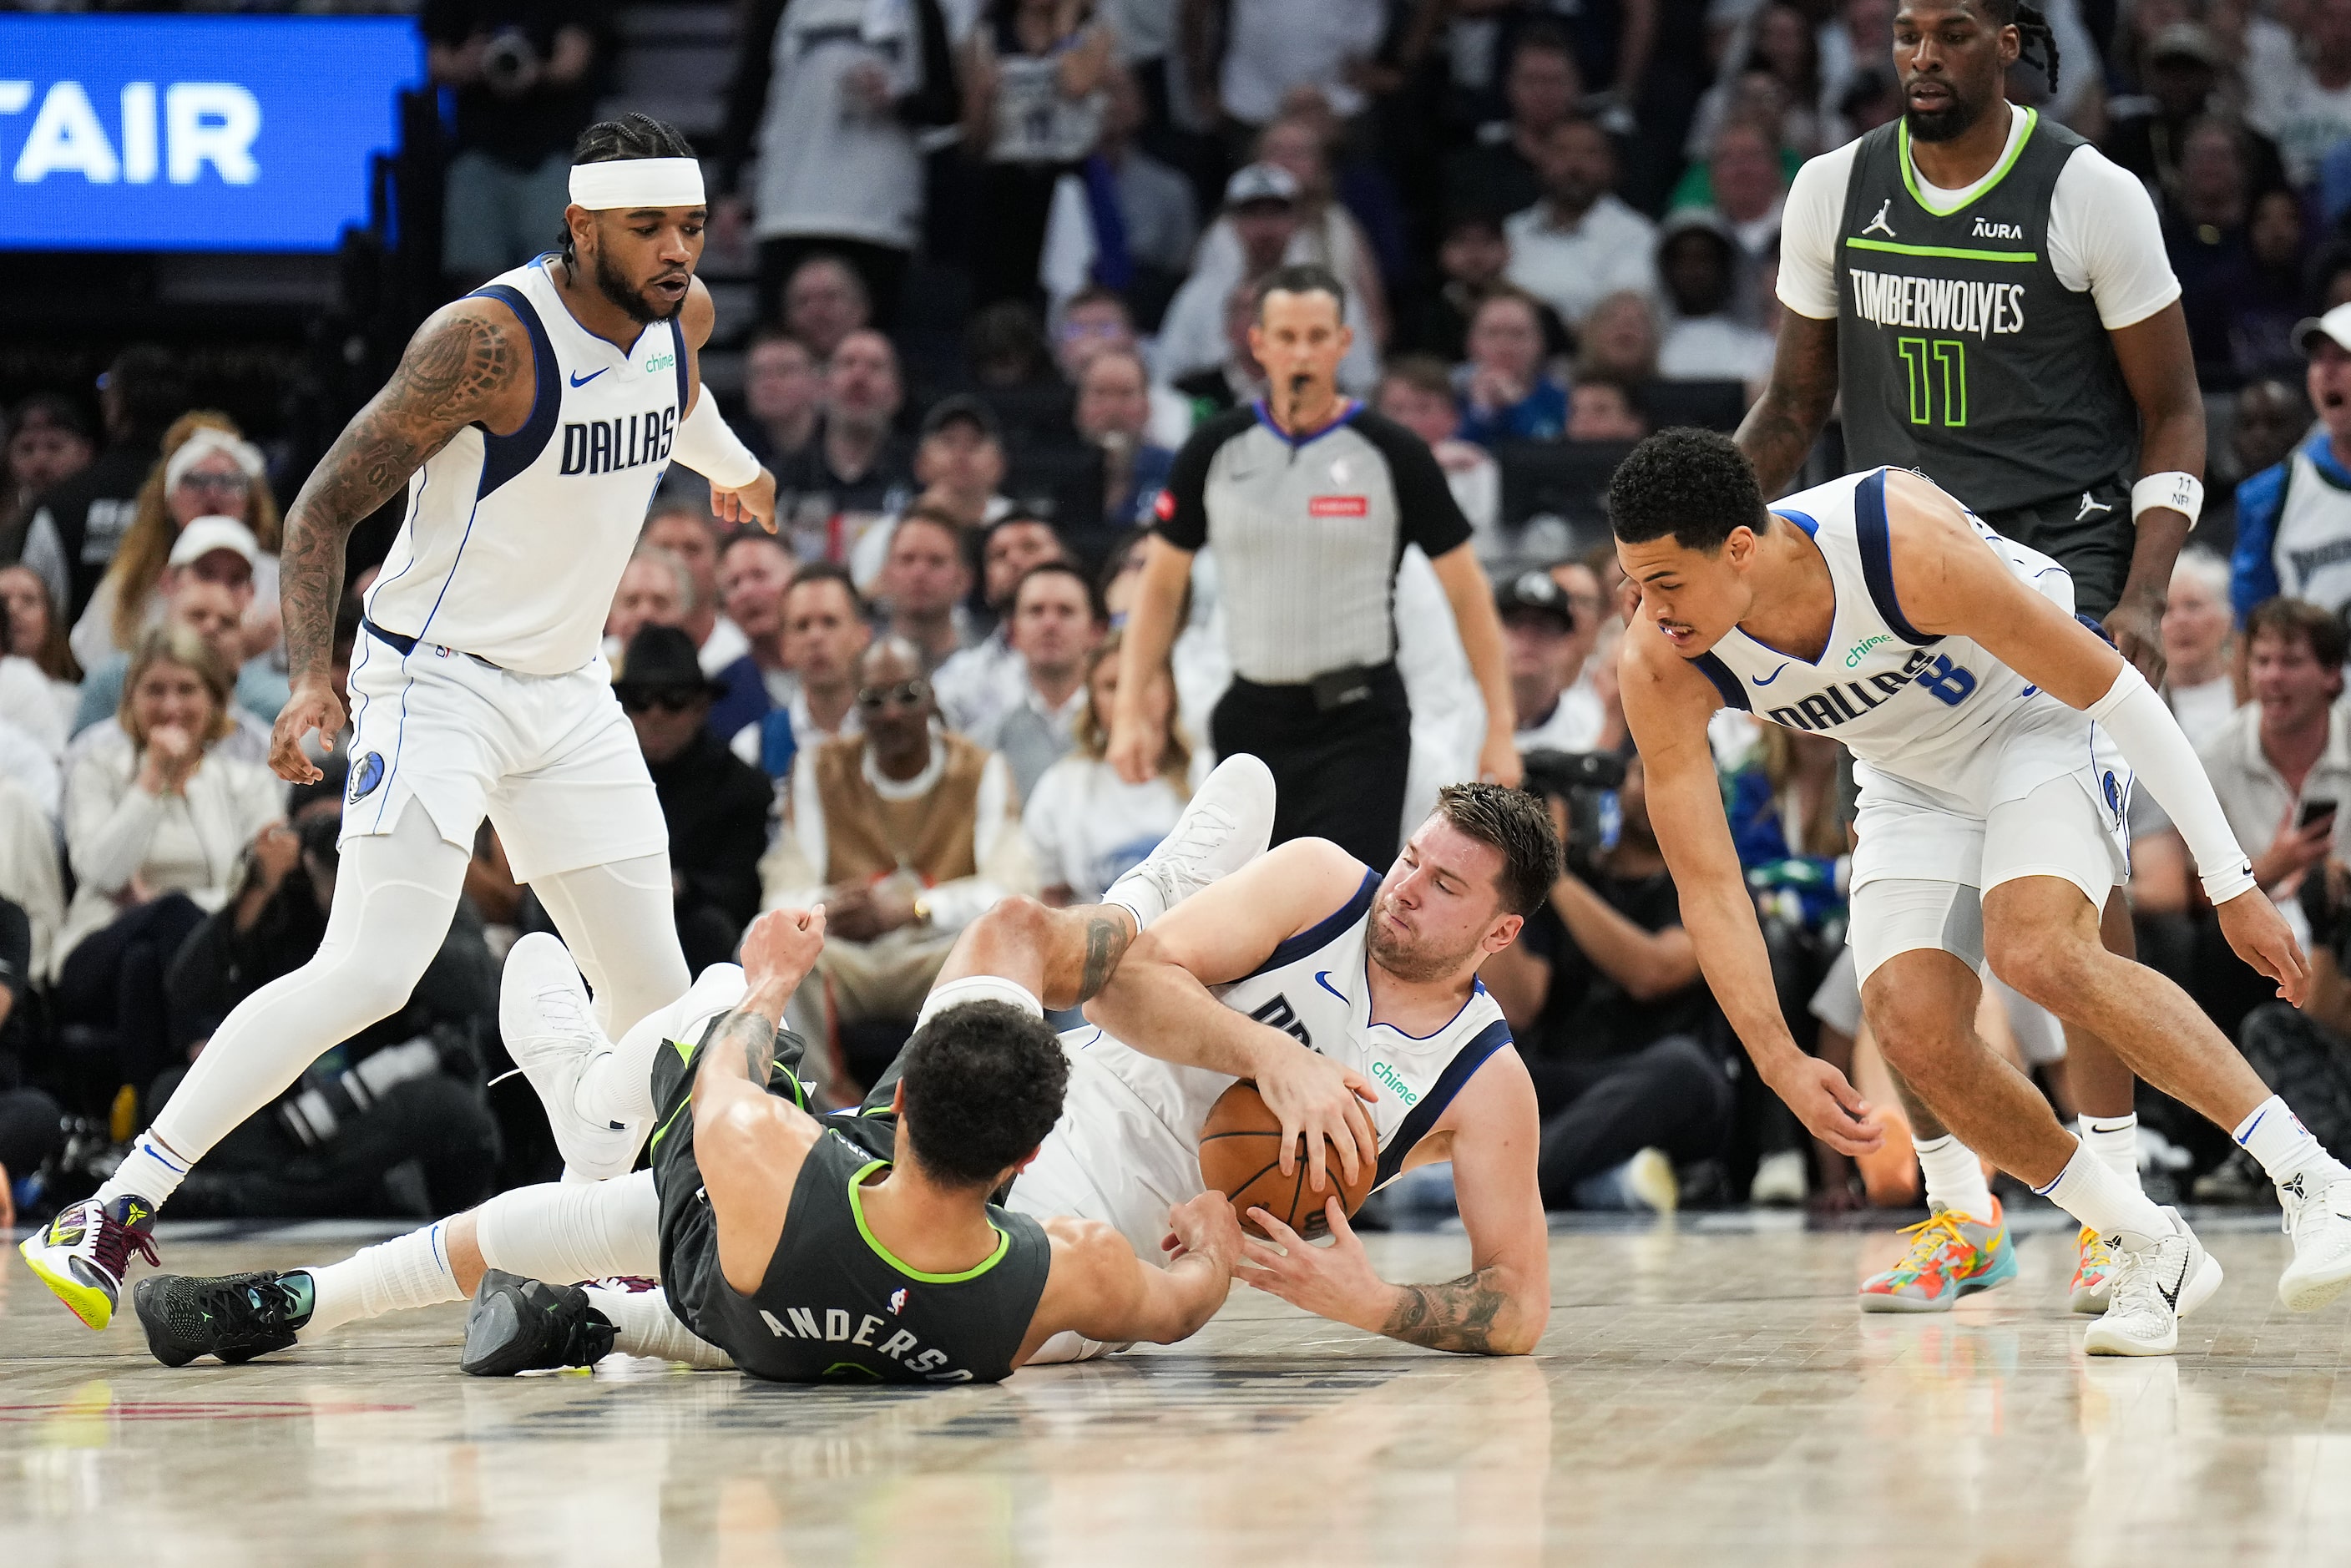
left=1496, top=569, right=1575, bottom=631
left=920, top=393, right=1004, bottom=443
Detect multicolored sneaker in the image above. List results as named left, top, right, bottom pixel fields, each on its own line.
left=18, top=1195, right=161, bottom=1329
left=1858, top=1199, right=2018, bottom=1313
left=2070, top=1226, right=2117, bottom=1314
left=134, top=1271, right=311, bottom=1367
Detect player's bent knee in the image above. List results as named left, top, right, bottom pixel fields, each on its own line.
left=1983, top=928, right=2094, bottom=1010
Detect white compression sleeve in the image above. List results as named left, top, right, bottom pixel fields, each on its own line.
left=670, top=393, right=761, bottom=488
left=2083, top=662, right=2256, bottom=903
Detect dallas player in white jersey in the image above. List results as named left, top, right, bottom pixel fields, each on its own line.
left=1610, top=428, right=2351, bottom=1355
left=21, top=114, right=783, bottom=1332
left=125, top=762, right=1560, bottom=1368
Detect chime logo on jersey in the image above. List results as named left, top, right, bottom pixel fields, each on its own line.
left=559, top=407, right=678, bottom=477
left=1847, top=270, right=2027, bottom=337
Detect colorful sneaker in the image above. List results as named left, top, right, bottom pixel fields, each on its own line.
left=1858, top=1199, right=2018, bottom=1313
left=18, top=1195, right=160, bottom=1329
left=2070, top=1226, right=2117, bottom=1314
left=134, top=1271, right=311, bottom=1367
left=2277, top=1172, right=2351, bottom=1313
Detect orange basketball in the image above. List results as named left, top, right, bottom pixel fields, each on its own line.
left=1197, top=1080, right=1375, bottom=1239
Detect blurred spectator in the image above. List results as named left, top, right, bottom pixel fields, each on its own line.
left=1024, top=631, right=1191, bottom=904
left=1192, top=114, right=1390, bottom=350
left=773, top=329, right=916, bottom=564
left=155, top=807, right=503, bottom=1219
left=1568, top=378, right=1651, bottom=442
left=75, top=544, right=290, bottom=740
left=962, top=0, right=1117, bottom=310
left=1577, top=290, right=1663, bottom=384
left=2163, top=547, right=2238, bottom=751
left=781, top=257, right=873, bottom=363
left=1162, top=280, right=1267, bottom=434
left=2106, top=25, right=2289, bottom=205
left=1377, top=356, right=1504, bottom=553
left=2232, top=306, right=2351, bottom=621
left=2198, top=599, right=2351, bottom=906
left=1443, top=26, right=1585, bottom=226
left=1457, top=289, right=1569, bottom=446
left=1052, top=287, right=1201, bottom=449
left=1078, top=349, right=1177, bottom=529
left=935, top=514, right=1066, bottom=735
left=1039, top=67, right=1201, bottom=322
left=739, top=329, right=822, bottom=469
left=719, top=530, right=800, bottom=706
left=615, top=626, right=772, bottom=974
left=1655, top=211, right=1776, bottom=387
left=0, top=395, right=94, bottom=564
left=644, top=502, right=751, bottom=677
left=603, top=545, right=689, bottom=668
left=0, top=771, right=60, bottom=987
left=0, top=564, right=82, bottom=733
left=877, top=508, right=976, bottom=668
left=1693, top=118, right=1787, bottom=263
left=1393, top=210, right=1569, bottom=365
left=739, top=562, right=874, bottom=771
left=2167, top=116, right=2259, bottom=380
left=717, top=0, right=958, bottom=332
left=72, top=417, right=281, bottom=677
left=761, top=636, right=1036, bottom=1093
left=1192, top=0, right=1386, bottom=139
left=1818, top=0, right=1894, bottom=139
left=23, top=344, right=186, bottom=623
left=977, top=560, right=1107, bottom=799
left=2203, top=377, right=2309, bottom=554
left=851, top=397, right=1014, bottom=589
left=1478, top=753, right=1724, bottom=1211
left=2247, top=0, right=2351, bottom=189
left=1499, top=569, right=1604, bottom=751
left=57, top=627, right=285, bottom=1106
left=1507, top=119, right=1659, bottom=331
left=422, top=0, right=609, bottom=284
left=1696, top=4, right=1822, bottom=159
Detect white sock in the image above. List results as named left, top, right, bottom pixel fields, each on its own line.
left=297, top=1222, right=462, bottom=1338
left=1103, top=870, right=1166, bottom=934
left=1914, top=1133, right=1995, bottom=1222
left=584, top=1284, right=736, bottom=1369
left=97, top=1132, right=191, bottom=1211
left=913, top=974, right=1045, bottom=1034
left=2233, top=1095, right=2351, bottom=1192
left=2078, top=1113, right=2142, bottom=1192
left=2034, top=1139, right=2171, bottom=1239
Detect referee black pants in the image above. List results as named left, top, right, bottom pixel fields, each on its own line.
left=1211, top=665, right=1411, bottom=869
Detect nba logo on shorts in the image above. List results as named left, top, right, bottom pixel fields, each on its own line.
left=350, top=751, right=386, bottom=803
left=888, top=1287, right=908, bottom=1315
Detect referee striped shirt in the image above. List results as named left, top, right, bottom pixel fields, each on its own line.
left=1154, top=401, right=1472, bottom=685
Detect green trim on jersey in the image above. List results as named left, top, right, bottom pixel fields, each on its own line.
left=1898, top=106, right=2040, bottom=217
left=648, top=1097, right=690, bottom=1154
left=1845, top=237, right=2038, bottom=264
left=847, top=1159, right=1014, bottom=1282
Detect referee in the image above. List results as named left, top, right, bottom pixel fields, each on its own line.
left=1108, top=264, right=1520, bottom=865
left=1737, top=0, right=2205, bottom=1304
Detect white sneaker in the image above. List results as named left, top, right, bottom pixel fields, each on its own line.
left=1749, top=1149, right=1807, bottom=1206
left=2083, top=1207, right=2220, bottom=1358
left=1104, top=753, right=1276, bottom=927
left=2277, top=1173, right=2351, bottom=1312
left=498, top=933, right=640, bottom=1183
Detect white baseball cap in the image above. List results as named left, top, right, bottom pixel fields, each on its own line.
left=168, top=515, right=261, bottom=571
left=2293, top=301, right=2351, bottom=357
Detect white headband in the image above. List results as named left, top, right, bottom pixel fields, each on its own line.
left=164, top=427, right=265, bottom=493
left=569, top=158, right=705, bottom=210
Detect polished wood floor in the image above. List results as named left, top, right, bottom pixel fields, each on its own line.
left=5, top=1206, right=2348, bottom=1565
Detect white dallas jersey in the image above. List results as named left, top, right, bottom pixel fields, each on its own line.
left=1689, top=468, right=2100, bottom=809
left=1056, top=868, right=1514, bottom=1208
left=365, top=257, right=687, bottom=676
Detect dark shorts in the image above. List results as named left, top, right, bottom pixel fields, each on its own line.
left=1976, top=477, right=2133, bottom=623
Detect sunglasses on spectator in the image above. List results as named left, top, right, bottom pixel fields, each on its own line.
left=856, top=678, right=928, bottom=711
left=621, top=689, right=705, bottom=715
left=177, top=472, right=250, bottom=495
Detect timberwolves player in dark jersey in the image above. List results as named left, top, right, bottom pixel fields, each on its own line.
left=1736, top=0, right=2205, bottom=1312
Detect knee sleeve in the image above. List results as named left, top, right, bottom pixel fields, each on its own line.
left=473, top=1170, right=663, bottom=1286
left=534, top=853, right=692, bottom=1039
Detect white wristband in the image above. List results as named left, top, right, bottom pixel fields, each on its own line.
left=671, top=393, right=762, bottom=489
left=2131, top=471, right=2204, bottom=526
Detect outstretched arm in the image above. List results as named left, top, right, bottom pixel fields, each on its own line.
left=270, top=297, right=531, bottom=781
left=1024, top=1195, right=1243, bottom=1359
left=675, top=281, right=777, bottom=532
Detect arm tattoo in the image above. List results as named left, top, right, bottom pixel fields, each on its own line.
left=710, top=1004, right=782, bottom=1086
left=280, top=306, right=519, bottom=683
left=1075, top=913, right=1132, bottom=1001
left=1733, top=317, right=1838, bottom=499
left=1383, top=1266, right=1513, bottom=1354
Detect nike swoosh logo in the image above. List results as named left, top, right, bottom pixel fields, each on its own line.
left=569, top=368, right=609, bottom=387
left=1314, top=969, right=1346, bottom=1003
left=1751, top=665, right=1790, bottom=686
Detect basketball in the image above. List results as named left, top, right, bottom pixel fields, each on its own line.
left=1197, top=1080, right=1375, bottom=1239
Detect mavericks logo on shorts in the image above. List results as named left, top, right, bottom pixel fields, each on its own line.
left=349, top=751, right=386, bottom=803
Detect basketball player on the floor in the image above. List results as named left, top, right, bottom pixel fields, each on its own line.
left=133, top=762, right=1560, bottom=1366
left=20, top=114, right=786, bottom=1332
left=1610, top=430, right=2351, bottom=1356
left=1737, top=0, right=2208, bottom=1312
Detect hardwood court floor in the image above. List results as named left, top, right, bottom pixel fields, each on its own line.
left=6, top=1207, right=2351, bottom=1566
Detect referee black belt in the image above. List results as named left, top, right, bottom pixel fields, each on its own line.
left=363, top=617, right=503, bottom=670
left=1231, top=662, right=1398, bottom=714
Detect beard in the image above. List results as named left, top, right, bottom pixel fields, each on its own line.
left=593, top=245, right=683, bottom=325
left=1904, top=87, right=1990, bottom=144
left=1363, top=895, right=1479, bottom=984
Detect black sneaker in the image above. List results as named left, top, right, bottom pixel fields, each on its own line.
left=133, top=1272, right=310, bottom=1367
left=461, top=1269, right=615, bottom=1377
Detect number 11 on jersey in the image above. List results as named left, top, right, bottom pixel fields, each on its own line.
left=1896, top=336, right=1969, bottom=429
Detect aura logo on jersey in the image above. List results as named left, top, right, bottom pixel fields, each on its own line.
left=560, top=408, right=678, bottom=477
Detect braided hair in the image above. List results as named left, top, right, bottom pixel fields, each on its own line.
left=559, top=113, right=698, bottom=276
left=1976, top=0, right=2060, bottom=94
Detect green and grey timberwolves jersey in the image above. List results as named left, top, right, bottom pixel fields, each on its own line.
left=1833, top=110, right=2136, bottom=515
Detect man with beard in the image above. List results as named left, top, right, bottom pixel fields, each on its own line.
left=1738, top=0, right=2207, bottom=1315
left=21, top=113, right=780, bottom=1333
